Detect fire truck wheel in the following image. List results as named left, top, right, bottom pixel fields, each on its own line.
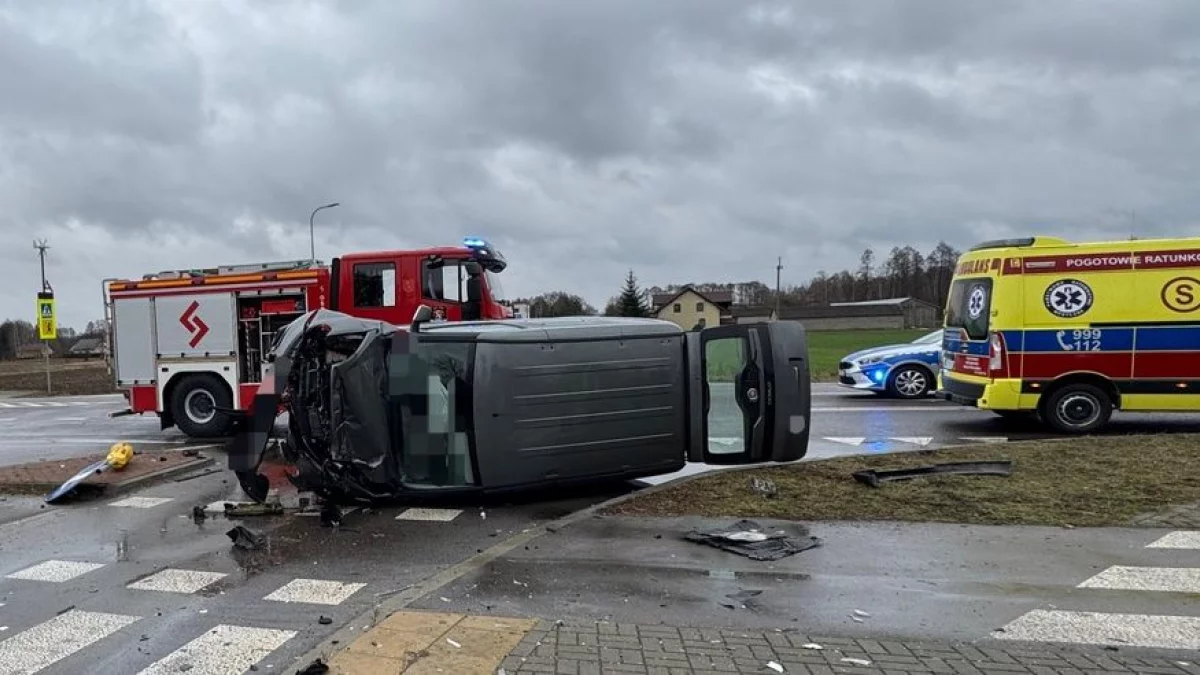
left=1040, top=383, right=1112, bottom=435
left=171, top=374, right=233, bottom=438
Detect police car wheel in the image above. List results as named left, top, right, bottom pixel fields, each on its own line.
left=1042, top=384, right=1112, bottom=434
left=887, top=365, right=931, bottom=399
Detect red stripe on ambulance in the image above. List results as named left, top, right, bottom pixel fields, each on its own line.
left=1018, top=352, right=1133, bottom=380
left=1012, top=248, right=1200, bottom=274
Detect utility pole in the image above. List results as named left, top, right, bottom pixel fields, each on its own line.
left=774, top=256, right=782, bottom=319
left=33, top=239, right=52, bottom=393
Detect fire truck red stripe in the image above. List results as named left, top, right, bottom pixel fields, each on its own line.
left=109, top=280, right=317, bottom=299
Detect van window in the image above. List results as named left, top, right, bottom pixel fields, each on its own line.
left=353, top=262, right=396, bottom=308
left=945, top=278, right=992, bottom=340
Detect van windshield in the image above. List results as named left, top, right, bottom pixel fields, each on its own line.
left=945, top=278, right=992, bottom=340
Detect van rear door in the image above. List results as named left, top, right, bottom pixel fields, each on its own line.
left=686, top=322, right=811, bottom=465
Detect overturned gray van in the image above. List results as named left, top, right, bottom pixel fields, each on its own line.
left=227, top=308, right=811, bottom=503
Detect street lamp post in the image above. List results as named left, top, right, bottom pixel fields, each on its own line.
left=309, top=202, right=340, bottom=262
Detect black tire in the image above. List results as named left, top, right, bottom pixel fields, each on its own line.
left=886, top=365, right=932, bottom=399
left=171, top=373, right=233, bottom=438
left=1039, top=383, right=1113, bottom=434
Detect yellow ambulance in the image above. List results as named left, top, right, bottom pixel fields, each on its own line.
left=937, top=235, right=1200, bottom=433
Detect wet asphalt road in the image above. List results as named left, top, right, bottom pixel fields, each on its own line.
left=0, top=465, right=637, bottom=673
left=0, top=386, right=1197, bottom=670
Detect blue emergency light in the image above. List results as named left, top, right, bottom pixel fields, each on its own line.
left=463, top=237, right=489, bottom=249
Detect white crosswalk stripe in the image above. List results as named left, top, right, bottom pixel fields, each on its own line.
left=1077, top=565, right=1200, bottom=593
left=0, top=610, right=140, bottom=675
left=995, top=529, right=1200, bottom=650
left=396, top=507, right=463, bottom=522
left=5, top=560, right=106, bottom=583
left=135, top=625, right=296, bottom=675
left=264, top=578, right=367, bottom=605
left=1147, top=530, right=1200, bottom=549
left=996, top=610, right=1200, bottom=651
left=0, top=400, right=104, bottom=408
left=128, top=569, right=227, bottom=594
left=820, top=436, right=1010, bottom=447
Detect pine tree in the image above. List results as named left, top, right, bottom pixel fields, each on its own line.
left=616, top=270, right=649, bottom=317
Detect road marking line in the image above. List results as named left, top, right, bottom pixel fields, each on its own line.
left=397, top=508, right=463, bottom=522
left=890, top=436, right=933, bottom=446
left=812, top=406, right=972, bottom=412
left=43, top=402, right=67, bottom=407
left=823, top=437, right=865, bottom=446
left=109, top=497, right=174, bottom=509
left=0, top=403, right=15, bottom=408
left=960, top=436, right=1010, bottom=443
left=995, top=609, right=1200, bottom=650
left=128, top=569, right=227, bottom=594
left=1146, top=531, right=1200, bottom=549
left=54, top=417, right=88, bottom=422
left=264, top=578, right=367, bottom=605
left=135, top=624, right=296, bottom=675
left=0, top=609, right=140, bottom=675
left=15, top=402, right=42, bottom=408
left=1077, top=566, right=1200, bottom=593
left=5, top=560, right=106, bottom=582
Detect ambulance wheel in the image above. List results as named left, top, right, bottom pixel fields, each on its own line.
left=171, top=374, right=233, bottom=438
left=886, top=365, right=932, bottom=399
left=1040, top=383, right=1112, bottom=434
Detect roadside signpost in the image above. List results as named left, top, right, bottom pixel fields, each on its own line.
left=37, top=290, right=55, bottom=393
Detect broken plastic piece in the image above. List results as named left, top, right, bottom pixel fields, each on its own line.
left=767, top=662, right=785, bottom=673
left=226, top=525, right=267, bottom=551
left=842, top=658, right=872, bottom=666
left=684, top=520, right=821, bottom=561
left=852, top=460, right=1012, bottom=487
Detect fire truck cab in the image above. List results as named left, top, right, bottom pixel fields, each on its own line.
left=102, top=239, right=511, bottom=438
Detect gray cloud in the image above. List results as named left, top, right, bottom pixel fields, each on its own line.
left=2, top=0, right=1200, bottom=329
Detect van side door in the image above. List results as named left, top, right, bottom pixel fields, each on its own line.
left=686, top=321, right=811, bottom=465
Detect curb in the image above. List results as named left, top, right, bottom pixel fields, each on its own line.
left=0, top=446, right=222, bottom=499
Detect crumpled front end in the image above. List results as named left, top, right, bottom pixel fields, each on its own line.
left=227, top=308, right=408, bottom=503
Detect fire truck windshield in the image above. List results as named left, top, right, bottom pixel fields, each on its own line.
left=485, top=270, right=507, bottom=302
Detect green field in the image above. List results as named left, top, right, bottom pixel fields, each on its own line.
left=705, top=328, right=931, bottom=382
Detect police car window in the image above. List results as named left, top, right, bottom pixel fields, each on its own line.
left=945, top=279, right=991, bottom=340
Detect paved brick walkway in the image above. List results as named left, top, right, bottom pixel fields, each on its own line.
left=496, top=620, right=1199, bottom=675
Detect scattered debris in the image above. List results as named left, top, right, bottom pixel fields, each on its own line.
left=852, top=460, right=1012, bottom=488
left=173, top=468, right=221, bottom=483
left=191, top=506, right=207, bottom=523
left=181, top=447, right=200, bottom=457
left=684, top=520, right=821, bottom=561
left=446, top=638, right=462, bottom=648
left=224, top=502, right=284, bottom=517
left=853, top=610, right=871, bottom=618
left=56, top=605, right=75, bottom=616
left=320, top=504, right=343, bottom=528
left=801, top=643, right=823, bottom=650
left=750, top=476, right=778, bottom=498
left=767, top=662, right=785, bottom=673
left=294, top=659, right=329, bottom=675
left=318, top=616, right=332, bottom=625
left=841, top=658, right=872, bottom=666
left=226, top=525, right=267, bottom=551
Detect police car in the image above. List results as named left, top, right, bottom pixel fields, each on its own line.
left=837, top=329, right=943, bottom=398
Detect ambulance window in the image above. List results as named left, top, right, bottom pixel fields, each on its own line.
left=353, top=262, right=396, bottom=308
left=945, top=278, right=991, bottom=340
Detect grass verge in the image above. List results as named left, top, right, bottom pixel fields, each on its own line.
left=606, top=434, right=1200, bottom=527
left=0, top=360, right=116, bottom=396
left=705, top=328, right=932, bottom=381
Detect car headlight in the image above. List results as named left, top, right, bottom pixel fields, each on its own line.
left=858, top=356, right=885, bottom=366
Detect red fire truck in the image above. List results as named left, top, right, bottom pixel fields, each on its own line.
left=101, top=238, right=511, bottom=438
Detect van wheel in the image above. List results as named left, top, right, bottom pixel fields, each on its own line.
left=171, top=374, right=233, bottom=438
left=1040, top=383, right=1112, bottom=434
left=887, top=365, right=931, bottom=399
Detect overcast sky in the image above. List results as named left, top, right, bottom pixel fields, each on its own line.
left=3, top=0, right=1199, bottom=329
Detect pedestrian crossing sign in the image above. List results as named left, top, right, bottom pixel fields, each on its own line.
left=36, top=294, right=55, bottom=340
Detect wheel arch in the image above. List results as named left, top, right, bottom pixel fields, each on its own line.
left=1039, top=371, right=1122, bottom=410
left=884, top=359, right=937, bottom=396
left=162, top=369, right=235, bottom=429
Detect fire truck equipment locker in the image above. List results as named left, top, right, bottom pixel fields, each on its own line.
left=111, top=297, right=155, bottom=385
